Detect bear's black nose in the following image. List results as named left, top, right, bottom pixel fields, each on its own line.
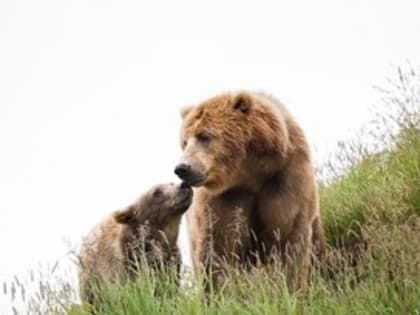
left=174, top=163, right=192, bottom=180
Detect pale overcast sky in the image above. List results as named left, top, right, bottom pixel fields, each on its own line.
left=1, top=0, right=419, bottom=312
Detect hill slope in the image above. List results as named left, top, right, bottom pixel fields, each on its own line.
left=68, top=67, right=420, bottom=315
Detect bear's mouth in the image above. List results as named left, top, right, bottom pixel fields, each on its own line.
left=178, top=170, right=206, bottom=187
left=183, top=176, right=205, bottom=187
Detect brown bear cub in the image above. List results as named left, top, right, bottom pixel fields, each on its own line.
left=175, top=91, right=326, bottom=291
left=78, top=183, right=192, bottom=304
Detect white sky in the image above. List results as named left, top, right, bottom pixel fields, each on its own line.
left=1, top=0, right=419, bottom=311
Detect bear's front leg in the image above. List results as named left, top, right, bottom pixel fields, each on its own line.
left=256, top=210, right=311, bottom=291
left=189, top=195, right=254, bottom=293
left=257, top=180, right=314, bottom=292
left=206, top=205, right=253, bottom=292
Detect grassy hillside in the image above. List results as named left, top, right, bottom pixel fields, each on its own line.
left=66, top=67, right=420, bottom=315
left=4, top=67, right=420, bottom=314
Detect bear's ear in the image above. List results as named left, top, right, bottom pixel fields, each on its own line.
left=114, top=206, right=137, bottom=225
left=180, top=105, right=194, bottom=119
left=233, top=92, right=253, bottom=114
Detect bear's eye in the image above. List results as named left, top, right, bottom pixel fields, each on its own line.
left=196, top=132, right=212, bottom=144
left=182, top=139, right=187, bottom=149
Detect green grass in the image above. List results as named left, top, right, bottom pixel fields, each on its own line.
left=69, top=122, right=420, bottom=315
left=4, top=66, right=420, bottom=314
left=321, top=125, right=420, bottom=248
left=66, top=66, right=420, bottom=315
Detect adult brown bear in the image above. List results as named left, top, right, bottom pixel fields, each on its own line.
left=175, top=92, right=326, bottom=290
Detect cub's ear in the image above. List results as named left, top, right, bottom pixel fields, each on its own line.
left=180, top=105, right=194, bottom=119
left=114, top=206, right=137, bottom=225
left=233, top=92, right=253, bottom=114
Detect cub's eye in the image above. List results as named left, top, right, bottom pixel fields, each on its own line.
left=196, top=132, right=211, bottom=144
left=153, top=188, right=163, bottom=199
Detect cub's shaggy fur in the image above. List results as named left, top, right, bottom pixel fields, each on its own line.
left=78, top=183, right=192, bottom=304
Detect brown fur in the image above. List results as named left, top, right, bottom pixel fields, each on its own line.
left=177, top=92, right=326, bottom=290
left=78, top=183, right=192, bottom=304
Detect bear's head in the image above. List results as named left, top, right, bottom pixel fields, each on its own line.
left=114, top=183, right=192, bottom=244
left=175, top=92, right=288, bottom=192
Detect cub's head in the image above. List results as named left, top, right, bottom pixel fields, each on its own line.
left=114, top=183, right=192, bottom=244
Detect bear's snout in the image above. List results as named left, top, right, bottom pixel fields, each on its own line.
left=174, top=163, right=192, bottom=179
left=174, top=163, right=205, bottom=186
